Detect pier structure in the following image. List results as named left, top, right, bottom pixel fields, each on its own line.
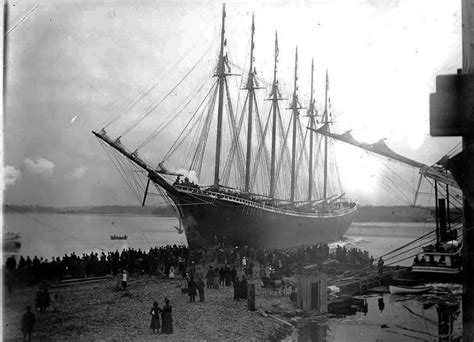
left=429, top=1, right=474, bottom=339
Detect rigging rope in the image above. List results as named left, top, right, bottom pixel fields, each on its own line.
left=136, top=73, right=213, bottom=150
left=103, top=42, right=204, bottom=130
left=120, top=46, right=213, bottom=138
left=163, top=79, right=218, bottom=162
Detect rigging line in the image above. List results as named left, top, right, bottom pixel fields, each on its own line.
left=7, top=3, right=39, bottom=36
left=223, top=78, right=246, bottom=186
left=384, top=228, right=464, bottom=263
left=222, top=94, right=248, bottom=186
left=445, top=141, right=462, bottom=157
left=295, top=118, right=309, bottom=195
left=104, top=41, right=212, bottom=129
left=120, top=46, right=213, bottom=138
left=191, top=85, right=219, bottom=176
left=275, top=112, right=293, bottom=198
left=184, top=106, right=207, bottom=168
left=249, top=100, right=272, bottom=191
left=163, top=79, right=218, bottom=162
left=222, top=96, right=248, bottom=184
left=110, top=148, right=143, bottom=201
left=111, top=146, right=143, bottom=196
left=136, top=74, right=212, bottom=150
left=253, top=94, right=272, bottom=185
left=384, top=233, right=462, bottom=267
left=330, top=140, right=344, bottom=195
left=424, top=177, right=463, bottom=208
left=99, top=140, right=141, bottom=202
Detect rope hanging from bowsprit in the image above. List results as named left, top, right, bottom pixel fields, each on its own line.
left=118, top=46, right=213, bottom=139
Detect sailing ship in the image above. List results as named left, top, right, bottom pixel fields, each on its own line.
left=93, top=5, right=357, bottom=249
left=309, top=108, right=464, bottom=279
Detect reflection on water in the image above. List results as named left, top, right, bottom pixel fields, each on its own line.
left=287, top=285, right=462, bottom=342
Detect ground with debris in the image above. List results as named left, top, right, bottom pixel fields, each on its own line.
left=3, top=276, right=289, bottom=341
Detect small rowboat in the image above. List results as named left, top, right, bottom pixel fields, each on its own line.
left=110, top=234, right=128, bottom=240
left=389, top=285, right=432, bottom=295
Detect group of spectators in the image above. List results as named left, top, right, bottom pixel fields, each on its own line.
left=4, top=242, right=374, bottom=292
left=334, top=245, right=374, bottom=265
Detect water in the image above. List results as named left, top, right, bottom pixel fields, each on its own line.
left=285, top=284, right=463, bottom=341
left=3, top=213, right=434, bottom=263
left=3, top=212, right=185, bottom=260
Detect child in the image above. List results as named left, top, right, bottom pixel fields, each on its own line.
left=149, top=301, right=161, bottom=334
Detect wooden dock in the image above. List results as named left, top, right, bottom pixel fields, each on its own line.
left=328, top=266, right=411, bottom=296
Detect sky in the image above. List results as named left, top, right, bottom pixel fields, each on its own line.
left=2, top=0, right=462, bottom=207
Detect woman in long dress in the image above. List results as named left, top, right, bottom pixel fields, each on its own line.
left=149, top=301, right=161, bottom=334
left=161, top=298, right=173, bottom=334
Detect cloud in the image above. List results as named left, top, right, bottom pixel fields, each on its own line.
left=4, top=165, right=22, bottom=187
left=24, top=157, right=55, bottom=176
left=72, top=166, right=87, bottom=178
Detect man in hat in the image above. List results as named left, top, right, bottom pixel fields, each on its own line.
left=21, top=305, right=35, bottom=342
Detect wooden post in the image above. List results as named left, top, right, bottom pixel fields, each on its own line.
left=297, top=275, right=327, bottom=312
left=247, top=283, right=255, bottom=311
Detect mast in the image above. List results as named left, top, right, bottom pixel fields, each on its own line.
left=323, top=69, right=329, bottom=199
left=308, top=59, right=315, bottom=201
left=269, top=31, right=280, bottom=199
left=290, top=47, right=299, bottom=203
left=244, top=15, right=255, bottom=192
left=213, top=3, right=226, bottom=186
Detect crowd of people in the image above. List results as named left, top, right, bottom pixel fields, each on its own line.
left=5, top=241, right=377, bottom=338
left=4, top=242, right=376, bottom=290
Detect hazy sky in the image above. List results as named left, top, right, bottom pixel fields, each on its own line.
left=3, top=0, right=462, bottom=206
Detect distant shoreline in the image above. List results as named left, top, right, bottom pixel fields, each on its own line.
left=3, top=204, right=458, bottom=223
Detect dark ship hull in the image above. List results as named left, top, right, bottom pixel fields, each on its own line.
left=168, top=185, right=357, bottom=249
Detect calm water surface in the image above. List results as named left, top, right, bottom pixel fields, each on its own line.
left=3, top=213, right=434, bottom=264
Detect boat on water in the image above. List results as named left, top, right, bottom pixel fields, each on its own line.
left=110, top=235, right=128, bottom=240
left=310, top=102, right=464, bottom=280
left=93, top=5, right=357, bottom=249
left=389, top=285, right=432, bottom=295
left=2, top=232, right=22, bottom=252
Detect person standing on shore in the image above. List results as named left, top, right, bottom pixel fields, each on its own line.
left=206, top=266, right=214, bottom=289
left=21, top=305, right=35, bottom=342
left=233, top=277, right=240, bottom=301
left=377, top=257, right=384, bottom=274
left=149, top=301, right=161, bottom=334
left=161, top=298, right=173, bottom=334
left=188, top=277, right=197, bottom=303
left=122, top=270, right=128, bottom=290
left=116, top=269, right=123, bottom=291
left=196, top=277, right=205, bottom=302
left=181, top=272, right=188, bottom=294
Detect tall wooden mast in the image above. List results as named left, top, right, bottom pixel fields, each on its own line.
left=213, top=3, right=227, bottom=186
left=244, top=15, right=255, bottom=192
left=307, top=59, right=316, bottom=201
left=290, top=47, right=299, bottom=203
left=269, top=31, right=280, bottom=199
left=323, top=69, right=329, bottom=199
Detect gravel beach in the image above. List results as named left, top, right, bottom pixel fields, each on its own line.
left=3, top=276, right=287, bottom=341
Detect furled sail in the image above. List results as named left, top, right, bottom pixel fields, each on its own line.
left=310, top=124, right=459, bottom=189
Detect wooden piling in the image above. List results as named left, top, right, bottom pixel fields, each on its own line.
left=297, top=275, right=327, bottom=312
left=247, top=283, right=255, bottom=311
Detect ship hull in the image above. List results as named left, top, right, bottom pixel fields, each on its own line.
left=168, top=188, right=356, bottom=249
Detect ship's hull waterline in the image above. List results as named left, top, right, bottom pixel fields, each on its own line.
left=167, top=186, right=357, bottom=249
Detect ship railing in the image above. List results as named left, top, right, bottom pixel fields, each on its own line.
left=174, top=184, right=357, bottom=218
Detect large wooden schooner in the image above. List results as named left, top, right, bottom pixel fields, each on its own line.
left=93, top=5, right=357, bottom=249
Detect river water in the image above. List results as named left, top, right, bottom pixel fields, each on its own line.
left=2, top=213, right=435, bottom=262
